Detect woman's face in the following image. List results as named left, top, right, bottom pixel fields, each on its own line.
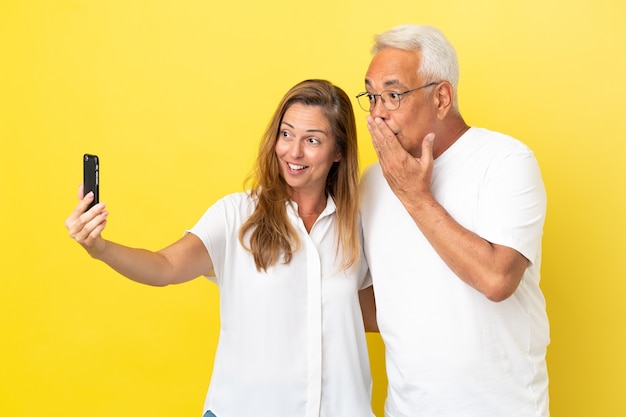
left=275, top=103, right=342, bottom=199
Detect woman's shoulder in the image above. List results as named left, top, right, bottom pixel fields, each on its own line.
left=212, top=191, right=257, bottom=214
left=218, top=191, right=252, bottom=203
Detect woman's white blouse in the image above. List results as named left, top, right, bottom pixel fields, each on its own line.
left=188, top=192, right=373, bottom=417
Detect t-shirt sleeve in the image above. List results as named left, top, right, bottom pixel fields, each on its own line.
left=477, top=147, right=547, bottom=264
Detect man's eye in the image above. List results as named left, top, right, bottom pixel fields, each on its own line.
left=367, top=94, right=376, bottom=103
left=388, top=92, right=401, bottom=100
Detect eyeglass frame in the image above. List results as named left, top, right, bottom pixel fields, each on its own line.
left=355, top=81, right=440, bottom=112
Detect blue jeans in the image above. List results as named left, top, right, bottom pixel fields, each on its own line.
left=203, top=411, right=216, bottom=417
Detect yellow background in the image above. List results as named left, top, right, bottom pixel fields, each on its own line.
left=1, top=0, right=625, bottom=416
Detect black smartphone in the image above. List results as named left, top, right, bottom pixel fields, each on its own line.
left=83, top=154, right=99, bottom=211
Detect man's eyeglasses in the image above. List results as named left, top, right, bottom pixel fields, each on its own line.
left=355, top=82, right=439, bottom=112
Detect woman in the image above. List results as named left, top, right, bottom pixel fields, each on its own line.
left=65, top=79, right=375, bottom=417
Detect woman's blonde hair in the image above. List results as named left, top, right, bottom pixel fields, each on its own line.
left=239, top=79, right=360, bottom=272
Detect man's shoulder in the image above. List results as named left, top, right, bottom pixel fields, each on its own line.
left=469, top=127, right=531, bottom=152
left=359, top=162, right=383, bottom=189
left=361, top=162, right=382, bottom=179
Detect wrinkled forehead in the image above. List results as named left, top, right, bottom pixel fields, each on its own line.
left=365, top=48, right=421, bottom=90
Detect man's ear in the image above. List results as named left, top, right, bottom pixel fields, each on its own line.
left=435, top=81, right=454, bottom=119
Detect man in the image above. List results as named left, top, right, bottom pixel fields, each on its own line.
left=358, top=24, right=549, bottom=417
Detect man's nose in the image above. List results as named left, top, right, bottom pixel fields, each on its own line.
left=370, top=97, right=389, bottom=120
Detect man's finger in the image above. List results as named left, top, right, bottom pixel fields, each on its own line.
left=369, top=117, right=401, bottom=151
left=421, top=133, right=435, bottom=158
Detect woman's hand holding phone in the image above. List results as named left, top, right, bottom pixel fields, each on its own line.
left=65, top=156, right=108, bottom=258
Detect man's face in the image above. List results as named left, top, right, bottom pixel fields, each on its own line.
left=364, top=48, right=437, bottom=157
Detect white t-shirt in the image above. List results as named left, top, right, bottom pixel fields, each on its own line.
left=189, top=192, right=374, bottom=417
left=360, top=127, right=549, bottom=417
